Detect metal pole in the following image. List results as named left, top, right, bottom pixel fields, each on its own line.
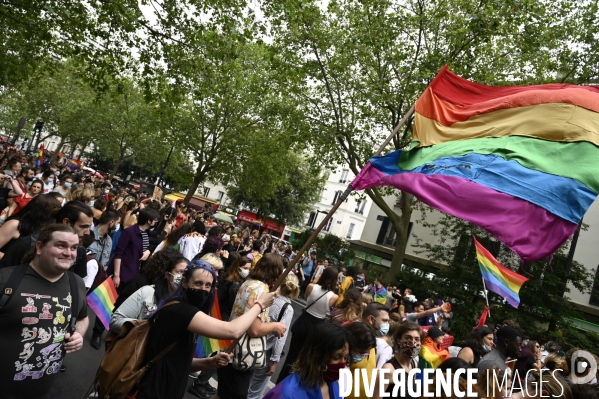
left=11, top=117, right=26, bottom=146
left=481, top=277, right=491, bottom=318
left=224, top=105, right=417, bottom=354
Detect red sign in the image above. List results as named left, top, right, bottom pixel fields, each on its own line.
left=261, top=218, right=284, bottom=232
left=238, top=210, right=260, bottom=224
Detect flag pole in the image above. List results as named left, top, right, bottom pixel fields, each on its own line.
left=481, top=277, right=491, bottom=318
left=225, top=105, right=416, bottom=354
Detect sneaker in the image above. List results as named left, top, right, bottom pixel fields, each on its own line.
left=188, top=382, right=210, bottom=399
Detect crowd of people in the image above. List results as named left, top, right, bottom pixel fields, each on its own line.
left=0, top=147, right=598, bottom=399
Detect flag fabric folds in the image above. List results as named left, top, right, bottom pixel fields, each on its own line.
left=475, top=306, right=489, bottom=329
left=419, top=337, right=451, bottom=369
left=350, top=66, right=599, bottom=262
left=194, top=294, right=232, bottom=358
left=474, top=237, right=528, bottom=308
left=67, top=158, right=83, bottom=170
left=87, top=277, right=118, bottom=330
left=34, top=144, right=44, bottom=167
left=370, top=285, right=387, bottom=305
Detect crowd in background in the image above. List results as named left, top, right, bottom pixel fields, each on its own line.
left=1, top=145, right=599, bottom=399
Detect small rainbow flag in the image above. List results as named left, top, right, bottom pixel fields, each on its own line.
left=474, top=237, right=528, bottom=308
left=194, top=294, right=232, bottom=358
left=87, top=277, right=118, bottom=330
left=420, top=337, right=451, bottom=369
left=34, top=144, right=44, bottom=167
left=67, top=158, right=83, bottom=170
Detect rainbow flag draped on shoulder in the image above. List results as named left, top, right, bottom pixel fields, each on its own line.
left=370, top=285, right=387, bottom=305
left=474, top=237, right=528, bottom=308
left=350, top=66, right=599, bottom=262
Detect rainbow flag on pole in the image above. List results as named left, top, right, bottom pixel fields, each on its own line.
left=474, top=237, right=528, bottom=308
left=350, top=66, right=599, bottom=262
left=194, top=294, right=232, bottom=358
left=87, top=277, right=118, bottom=330
left=67, top=158, right=83, bottom=170
left=34, top=144, right=44, bottom=167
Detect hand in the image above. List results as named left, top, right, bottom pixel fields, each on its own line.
left=64, top=332, right=83, bottom=354
left=272, top=322, right=287, bottom=338
left=113, top=275, right=120, bottom=288
left=140, top=250, right=151, bottom=261
left=266, top=361, right=277, bottom=376
left=257, top=291, right=276, bottom=309
left=213, top=352, right=231, bottom=368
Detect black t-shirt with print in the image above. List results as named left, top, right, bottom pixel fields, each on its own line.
left=0, top=265, right=87, bottom=399
left=138, top=302, right=199, bottom=399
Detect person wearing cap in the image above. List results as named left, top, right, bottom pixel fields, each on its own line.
left=419, top=326, right=450, bottom=369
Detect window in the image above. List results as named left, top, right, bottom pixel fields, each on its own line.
left=324, top=218, right=333, bottom=232
left=217, top=191, right=224, bottom=201
left=355, top=200, right=367, bottom=215
left=339, top=169, right=349, bottom=184
left=320, top=188, right=326, bottom=202
left=346, top=223, right=355, bottom=239
left=376, top=217, right=413, bottom=248
left=203, top=187, right=210, bottom=197
left=332, top=190, right=342, bottom=205
left=306, top=212, right=316, bottom=227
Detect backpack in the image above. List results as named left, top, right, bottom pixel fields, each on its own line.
left=87, top=254, right=107, bottom=293
left=85, top=301, right=179, bottom=399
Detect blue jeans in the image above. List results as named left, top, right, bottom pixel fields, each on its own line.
left=247, top=349, right=273, bottom=399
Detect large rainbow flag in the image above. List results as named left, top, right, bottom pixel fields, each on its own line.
left=67, top=157, right=83, bottom=170
left=194, top=294, right=232, bottom=358
left=370, top=285, right=387, bottom=305
left=350, top=66, right=599, bottom=262
left=474, top=237, right=528, bottom=308
left=87, top=277, right=118, bottom=330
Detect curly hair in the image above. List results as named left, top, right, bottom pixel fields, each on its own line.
left=145, top=246, right=189, bottom=284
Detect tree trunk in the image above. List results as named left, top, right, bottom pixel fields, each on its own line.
left=184, top=164, right=206, bottom=205
left=385, top=191, right=413, bottom=283
left=110, top=156, right=124, bottom=177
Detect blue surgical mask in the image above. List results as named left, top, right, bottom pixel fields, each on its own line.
left=350, top=352, right=368, bottom=364
left=64, top=182, right=72, bottom=188
left=482, top=344, right=491, bottom=353
left=55, top=171, right=60, bottom=176
left=378, top=323, right=390, bottom=337
left=104, top=189, right=110, bottom=194
left=89, top=200, right=95, bottom=207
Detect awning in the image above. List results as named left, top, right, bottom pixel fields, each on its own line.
left=286, top=227, right=303, bottom=234
left=262, top=218, right=284, bottom=232
left=238, top=210, right=261, bottom=224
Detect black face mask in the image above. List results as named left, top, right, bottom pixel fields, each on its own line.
left=25, top=176, right=33, bottom=182
left=185, top=288, right=211, bottom=309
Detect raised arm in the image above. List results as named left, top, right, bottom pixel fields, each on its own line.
left=187, top=291, right=276, bottom=340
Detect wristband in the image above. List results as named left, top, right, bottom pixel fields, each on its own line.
left=255, top=302, right=264, bottom=312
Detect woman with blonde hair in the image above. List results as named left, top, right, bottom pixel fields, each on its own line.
left=248, top=273, right=299, bottom=399
left=66, top=186, right=94, bottom=204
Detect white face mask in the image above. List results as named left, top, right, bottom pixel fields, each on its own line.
left=169, top=273, right=182, bottom=290
left=239, top=268, right=249, bottom=278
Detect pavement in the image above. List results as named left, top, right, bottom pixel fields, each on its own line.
left=49, top=298, right=306, bottom=399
